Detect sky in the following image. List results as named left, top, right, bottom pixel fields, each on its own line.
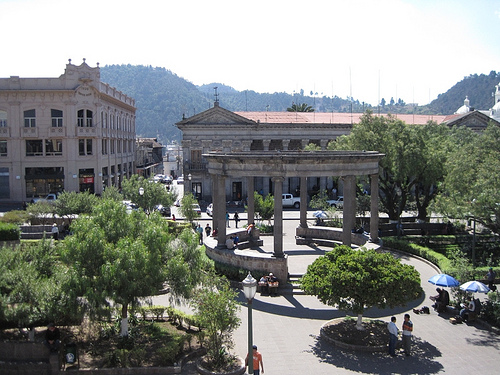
left=1, top=0, right=499, bottom=107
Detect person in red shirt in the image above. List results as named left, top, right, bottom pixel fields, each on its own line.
left=245, top=344, right=264, bottom=374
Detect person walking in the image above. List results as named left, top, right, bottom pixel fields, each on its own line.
left=195, top=223, right=203, bottom=245
left=486, top=267, right=497, bottom=291
left=234, top=211, right=239, bottom=228
left=402, top=313, right=413, bottom=356
left=245, top=344, right=264, bottom=374
left=387, top=316, right=398, bottom=357
left=226, top=212, right=230, bottom=228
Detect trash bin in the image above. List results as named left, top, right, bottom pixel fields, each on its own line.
left=64, top=342, right=77, bottom=365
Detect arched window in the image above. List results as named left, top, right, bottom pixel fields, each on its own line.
left=77, top=109, right=93, bottom=127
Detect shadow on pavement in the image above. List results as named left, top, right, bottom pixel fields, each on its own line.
left=308, top=335, right=444, bottom=374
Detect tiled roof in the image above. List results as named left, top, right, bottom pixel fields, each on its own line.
left=234, top=111, right=448, bottom=125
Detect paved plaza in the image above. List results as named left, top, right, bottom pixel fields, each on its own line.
left=159, top=213, right=500, bottom=375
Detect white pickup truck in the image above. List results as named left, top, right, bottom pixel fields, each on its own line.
left=281, top=194, right=301, bottom=208
left=31, top=193, right=58, bottom=204
left=326, top=196, right=343, bottom=208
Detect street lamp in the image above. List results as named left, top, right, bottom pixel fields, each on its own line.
left=242, top=272, right=257, bottom=374
left=138, top=187, right=144, bottom=196
left=187, top=173, right=192, bottom=197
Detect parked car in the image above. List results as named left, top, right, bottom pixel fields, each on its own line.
left=176, top=176, right=184, bottom=185
left=282, top=193, right=300, bottom=208
left=327, top=196, right=344, bottom=208
left=154, top=204, right=171, bottom=217
left=30, top=193, right=58, bottom=204
left=192, top=203, right=202, bottom=215
left=206, top=203, right=213, bottom=216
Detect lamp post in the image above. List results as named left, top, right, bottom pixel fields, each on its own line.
left=188, top=173, right=192, bottom=197
left=242, top=272, right=257, bottom=374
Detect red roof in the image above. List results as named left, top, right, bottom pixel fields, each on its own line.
left=235, top=111, right=447, bottom=125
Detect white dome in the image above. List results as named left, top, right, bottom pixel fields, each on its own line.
left=455, top=96, right=470, bottom=115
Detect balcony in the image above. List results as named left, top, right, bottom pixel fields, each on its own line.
left=77, top=127, right=97, bottom=137
left=50, top=127, right=66, bottom=136
left=186, top=161, right=207, bottom=171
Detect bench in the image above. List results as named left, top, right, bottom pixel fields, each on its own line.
left=226, top=228, right=264, bottom=250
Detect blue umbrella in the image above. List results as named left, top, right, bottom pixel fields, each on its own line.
left=313, top=210, right=328, bottom=219
left=460, top=280, right=490, bottom=293
left=428, top=274, right=460, bottom=287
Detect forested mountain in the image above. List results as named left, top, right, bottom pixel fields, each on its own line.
left=100, top=65, right=499, bottom=142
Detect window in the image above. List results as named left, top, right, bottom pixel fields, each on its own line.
left=0, top=110, right=7, bottom=127
left=110, top=139, right=115, bottom=154
left=79, top=139, right=93, bottom=156
left=51, top=109, right=63, bottom=127
left=0, top=140, right=6, bottom=156
left=77, top=109, right=93, bottom=127
left=102, top=139, right=108, bottom=155
left=24, top=109, right=36, bottom=127
left=45, top=139, right=62, bottom=156
left=26, top=140, right=43, bottom=156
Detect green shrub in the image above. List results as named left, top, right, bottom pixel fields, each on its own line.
left=0, top=210, right=30, bottom=225
left=156, top=336, right=183, bottom=366
left=0, top=222, right=20, bottom=241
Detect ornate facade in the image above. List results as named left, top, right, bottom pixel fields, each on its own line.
left=0, top=60, right=136, bottom=201
left=176, top=102, right=447, bottom=203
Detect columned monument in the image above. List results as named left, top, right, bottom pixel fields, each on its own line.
left=204, top=150, right=384, bottom=258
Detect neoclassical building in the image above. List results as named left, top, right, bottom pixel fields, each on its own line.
left=0, top=60, right=136, bottom=201
left=176, top=101, right=447, bottom=202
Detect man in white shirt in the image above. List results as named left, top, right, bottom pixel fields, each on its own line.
left=387, top=316, right=398, bottom=356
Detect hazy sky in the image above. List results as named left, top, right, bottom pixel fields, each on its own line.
left=1, top=0, right=499, bottom=106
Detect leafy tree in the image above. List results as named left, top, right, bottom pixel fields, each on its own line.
left=62, top=199, right=209, bottom=336
left=434, top=123, right=500, bottom=234
left=101, top=185, right=123, bottom=201
left=309, top=190, right=331, bottom=211
left=330, top=111, right=447, bottom=221
left=122, top=175, right=176, bottom=215
left=287, top=103, right=314, bottom=112
left=300, top=246, right=421, bottom=329
left=27, top=200, right=55, bottom=228
left=253, top=192, right=274, bottom=225
left=0, top=240, right=80, bottom=331
left=191, top=277, right=241, bottom=371
left=303, top=142, right=321, bottom=151
left=54, top=191, right=98, bottom=225
left=179, top=192, right=199, bottom=224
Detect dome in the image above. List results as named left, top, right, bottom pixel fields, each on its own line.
left=455, top=96, right=470, bottom=115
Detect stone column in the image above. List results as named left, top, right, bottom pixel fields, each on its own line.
left=272, top=176, right=284, bottom=257
left=212, top=174, right=226, bottom=248
left=370, top=173, right=380, bottom=243
left=263, top=140, right=271, bottom=151
left=299, top=176, right=308, bottom=228
left=282, top=139, right=290, bottom=151
left=247, top=176, right=255, bottom=225
left=342, top=175, right=356, bottom=247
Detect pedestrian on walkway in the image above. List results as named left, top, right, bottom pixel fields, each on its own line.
left=195, top=223, right=203, bottom=245
left=245, top=344, right=264, bottom=375
left=402, top=313, right=413, bottom=356
left=387, top=316, right=398, bottom=357
left=234, top=211, right=239, bottom=228
left=226, top=212, right=230, bottom=228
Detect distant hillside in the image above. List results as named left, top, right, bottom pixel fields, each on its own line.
left=100, top=65, right=499, bottom=141
left=425, top=71, right=500, bottom=114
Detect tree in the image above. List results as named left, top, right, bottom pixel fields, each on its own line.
left=27, top=200, right=55, bottom=228
left=434, top=123, right=500, bottom=234
left=330, top=111, right=446, bottom=221
left=62, top=199, right=209, bottom=336
left=300, top=246, right=421, bottom=329
left=287, top=103, right=314, bottom=112
left=54, top=191, right=98, bottom=226
left=179, top=192, right=199, bottom=224
left=191, top=277, right=241, bottom=371
left=253, top=192, right=274, bottom=225
left=121, top=175, right=176, bottom=215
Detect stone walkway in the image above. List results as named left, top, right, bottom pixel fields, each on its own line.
left=155, top=216, right=500, bottom=375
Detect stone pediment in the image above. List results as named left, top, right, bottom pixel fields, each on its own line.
left=176, top=104, right=256, bottom=127
left=445, top=110, right=500, bottom=131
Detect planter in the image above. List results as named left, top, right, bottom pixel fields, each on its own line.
left=196, top=356, right=245, bottom=375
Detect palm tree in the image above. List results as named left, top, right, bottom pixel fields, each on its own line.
left=287, top=102, right=315, bottom=112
